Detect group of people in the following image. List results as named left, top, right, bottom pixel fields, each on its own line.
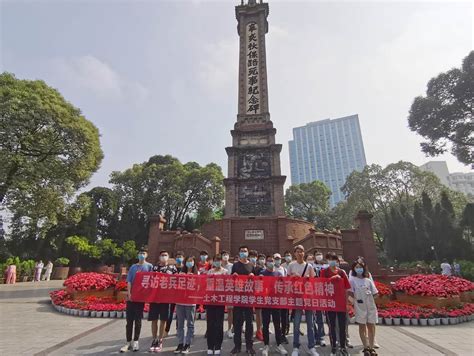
left=3, top=260, right=53, bottom=284
left=122, top=245, right=380, bottom=356
left=440, top=259, right=462, bottom=277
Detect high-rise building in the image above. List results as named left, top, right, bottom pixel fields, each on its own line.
left=289, top=114, right=367, bottom=206
left=419, top=161, right=450, bottom=186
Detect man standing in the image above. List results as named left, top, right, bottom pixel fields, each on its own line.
left=34, top=260, right=44, bottom=282
left=221, top=250, right=235, bottom=339
left=274, top=253, right=289, bottom=344
left=149, top=250, right=178, bottom=352
left=42, top=260, right=54, bottom=281
left=231, top=245, right=256, bottom=355
left=120, top=247, right=153, bottom=353
left=287, top=245, right=318, bottom=356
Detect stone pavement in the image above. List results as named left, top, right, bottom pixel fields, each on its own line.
left=1, top=281, right=473, bottom=356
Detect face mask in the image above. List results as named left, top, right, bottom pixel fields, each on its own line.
left=285, top=256, right=292, bottom=263
left=258, top=258, right=265, bottom=266
left=274, top=259, right=282, bottom=267
left=355, top=267, right=364, bottom=275
left=239, top=251, right=248, bottom=259
left=213, top=261, right=221, bottom=268
left=250, top=257, right=257, bottom=264
left=160, top=255, right=169, bottom=262
left=186, top=261, right=194, bottom=268
left=222, top=255, right=229, bottom=261
left=328, top=260, right=337, bottom=267
left=315, top=255, right=323, bottom=262
left=176, top=257, right=183, bottom=264
left=138, top=254, right=146, bottom=260
left=200, top=255, right=208, bottom=262
left=266, top=262, right=274, bottom=269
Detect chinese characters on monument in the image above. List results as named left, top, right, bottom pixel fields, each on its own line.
left=246, top=22, right=260, bottom=114
left=132, top=273, right=347, bottom=312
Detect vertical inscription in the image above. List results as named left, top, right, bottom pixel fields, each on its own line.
left=246, top=22, right=260, bottom=114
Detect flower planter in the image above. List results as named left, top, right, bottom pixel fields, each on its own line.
left=435, top=318, right=441, bottom=325
left=427, top=319, right=436, bottom=326
left=441, top=317, right=449, bottom=325
left=419, top=319, right=427, bottom=326
left=402, top=318, right=411, bottom=326
left=96, top=311, right=103, bottom=318
left=393, top=318, right=401, bottom=325
left=116, top=311, right=123, bottom=318
left=375, top=295, right=392, bottom=306
left=410, top=318, right=418, bottom=326
left=73, top=309, right=79, bottom=316
left=103, top=311, right=110, bottom=318
left=78, top=310, right=84, bottom=317
left=84, top=310, right=90, bottom=317
left=384, top=318, right=393, bottom=325
left=70, top=288, right=115, bottom=301
left=116, top=291, right=128, bottom=303
left=110, top=311, right=116, bottom=318
left=91, top=311, right=97, bottom=317
left=52, top=267, right=70, bottom=280
left=395, top=292, right=461, bottom=309
left=449, top=317, right=458, bottom=324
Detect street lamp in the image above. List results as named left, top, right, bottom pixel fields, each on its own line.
left=431, top=245, right=439, bottom=261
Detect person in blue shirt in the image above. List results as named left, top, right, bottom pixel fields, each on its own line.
left=120, top=247, right=153, bottom=353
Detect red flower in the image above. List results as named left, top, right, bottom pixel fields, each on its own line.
left=394, top=274, right=474, bottom=297
left=63, top=272, right=117, bottom=292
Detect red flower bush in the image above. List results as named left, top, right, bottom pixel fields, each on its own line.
left=115, top=280, right=128, bottom=291
left=50, top=289, right=71, bottom=305
left=394, top=274, right=474, bottom=297
left=375, top=281, right=392, bottom=296
left=63, top=272, right=117, bottom=292
left=378, top=301, right=474, bottom=319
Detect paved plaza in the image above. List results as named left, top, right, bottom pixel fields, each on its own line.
left=0, top=281, right=473, bottom=356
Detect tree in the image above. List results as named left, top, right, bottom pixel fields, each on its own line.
left=408, top=51, right=474, bottom=165
left=461, top=203, right=474, bottom=244
left=0, top=73, right=103, bottom=206
left=285, top=180, right=331, bottom=225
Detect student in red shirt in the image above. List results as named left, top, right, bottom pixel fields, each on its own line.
left=321, top=252, right=352, bottom=356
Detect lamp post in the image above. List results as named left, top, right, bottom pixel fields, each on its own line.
left=431, top=245, right=439, bottom=261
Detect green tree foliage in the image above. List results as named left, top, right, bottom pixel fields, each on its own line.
left=408, top=51, right=474, bottom=165
left=285, top=180, right=331, bottom=225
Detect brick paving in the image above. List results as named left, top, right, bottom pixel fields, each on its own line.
left=1, top=281, right=473, bottom=355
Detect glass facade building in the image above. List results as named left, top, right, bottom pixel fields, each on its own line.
left=289, top=114, right=367, bottom=206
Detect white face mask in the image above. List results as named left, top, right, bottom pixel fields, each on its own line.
left=222, top=255, right=229, bottom=261
left=315, top=255, right=323, bottom=262
left=160, top=255, right=169, bottom=263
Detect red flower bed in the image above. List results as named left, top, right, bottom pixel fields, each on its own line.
left=394, top=274, right=474, bottom=297
left=377, top=301, right=474, bottom=319
left=375, top=281, right=392, bottom=296
left=115, top=280, right=128, bottom=291
left=63, top=272, right=117, bottom=292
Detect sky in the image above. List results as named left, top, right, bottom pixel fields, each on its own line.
left=1, top=0, right=473, bottom=192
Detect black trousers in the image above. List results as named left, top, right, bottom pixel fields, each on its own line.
left=326, top=311, right=347, bottom=349
left=165, top=304, right=176, bottom=332
left=126, top=301, right=144, bottom=342
left=233, top=306, right=253, bottom=349
left=280, top=309, right=289, bottom=335
left=206, top=305, right=225, bottom=350
left=262, top=308, right=282, bottom=346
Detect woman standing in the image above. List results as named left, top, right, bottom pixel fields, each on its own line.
left=349, top=261, right=378, bottom=356
left=34, top=260, right=44, bottom=282
left=42, top=261, right=54, bottom=281
left=205, top=254, right=228, bottom=355
left=174, top=256, right=198, bottom=354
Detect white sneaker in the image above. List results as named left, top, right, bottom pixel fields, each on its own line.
left=132, top=341, right=139, bottom=352
left=291, top=348, right=299, bottom=356
left=215, top=350, right=221, bottom=355
left=374, top=343, right=380, bottom=349
left=262, top=345, right=269, bottom=356
left=308, top=347, right=319, bottom=356
left=207, top=350, right=214, bottom=355
left=227, top=329, right=234, bottom=338
left=276, top=344, right=288, bottom=355
left=120, top=343, right=130, bottom=352
left=320, top=339, right=326, bottom=347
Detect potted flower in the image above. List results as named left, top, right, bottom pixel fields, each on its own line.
left=52, top=258, right=70, bottom=280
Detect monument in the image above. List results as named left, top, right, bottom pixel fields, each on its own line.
left=147, top=0, right=379, bottom=273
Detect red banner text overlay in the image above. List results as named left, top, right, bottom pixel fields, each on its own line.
left=132, top=273, right=347, bottom=312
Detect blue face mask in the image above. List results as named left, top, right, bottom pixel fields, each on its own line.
left=186, top=261, right=194, bottom=268
left=285, top=256, right=292, bottom=263
left=274, top=259, right=282, bottom=267
left=328, top=260, right=337, bottom=267
left=250, top=257, right=257, bottom=264
left=355, top=267, right=364, bottom=275
left=239, top=251, right=248, bottom=259
left=138, top=254, right=146, bottom=260
left=266, top=262, right=274, bottom=269
left=176, top=257, right=183, bottom=264
left=200, top=255, right=208, bottom=262
left=213, top=261, right=221, bottom=268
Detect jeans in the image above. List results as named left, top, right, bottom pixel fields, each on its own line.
left=327, top=311, right=347, bottom=349
left=262, top=308, right=282, bottom=346
left=293, top=309, right=315, bottom=349
left=206, top=305, right=225, bottom=350
left=233, top=307, right=253, bottom=349
left=313, top=311, right=325, bottom=342
left=176, top=305, right=195, bottom=345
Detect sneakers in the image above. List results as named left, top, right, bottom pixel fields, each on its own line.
left=373, top=343, right=380, bottom=349
left=132, top=341, right=139, bottom=352
left=230, top=347, right=241, bottom=355
left=291, top=348, right=299, bottom=356
left=346, top=339, right=354, bottom=348
left=120, top=343, right=131, bottom=353
left=215, top=350, right=221, bottom=355
left=262, top=345, right=269, bottom=356
left=281, top=335, right=289, bottom=344
left=308, top=347, right=319, bottom=356
left=246, top=346, right=256, bottom=355
left=320, top=339, right=326, bottom=347
left=174, top=344, right=184, bottom=353
left=256, top=330, right=264, bottom=341
left=227, top=329, right=235, bottom=338
left=207, top=350, right=213, bottom=355
left=154, top=339, right=163, bottom=352
left=330, top=348, right=337, bottom=356
left=276, top=344, right=288, bottom=355
left=149, top=340, right=157, bottom=352
left=182, top=344, right=191, bottom=354
left=363, top=347, right=371, bottom=356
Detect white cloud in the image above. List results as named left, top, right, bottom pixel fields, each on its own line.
left=51, top=55, right=149, bottom=104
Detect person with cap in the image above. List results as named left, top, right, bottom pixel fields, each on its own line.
left=120, top=247, right=153, bottom=353
left=287, top=245, right=319, bottom=356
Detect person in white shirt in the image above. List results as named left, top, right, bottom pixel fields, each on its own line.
left=34, top=260, right=44, bottom=282
left=274, top=253, right=289, bottom=344
left=287, top=245, right=319, bottom=356
left=42, top=261, right=53, bottom=281
left=221, top=250, right=234, bottom=339
left=440, top=259, right=452, bottom=276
